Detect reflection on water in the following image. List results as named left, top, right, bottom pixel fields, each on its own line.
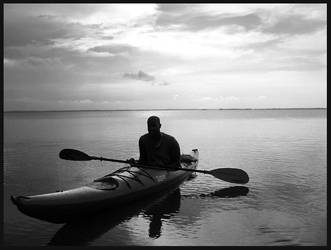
left=181, top=186, right=250, bottom=199
left=48, top=186, right=249, bottom=246
left=202, top=186, right=249, bottom=198
left=144, top=189, right=181, bottom=239
left=48, top=188, right=181, bottom=245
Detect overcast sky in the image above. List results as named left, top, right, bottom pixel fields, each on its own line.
left=4, top=4, right=327, bottom=111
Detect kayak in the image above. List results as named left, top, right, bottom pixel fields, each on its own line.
left=11, top=149, right=199, bottom=223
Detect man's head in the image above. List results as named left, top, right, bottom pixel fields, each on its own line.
left=147, top=116, right=161, bottom=137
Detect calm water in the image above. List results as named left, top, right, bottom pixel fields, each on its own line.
left=3, top=109, right=327, bottom=246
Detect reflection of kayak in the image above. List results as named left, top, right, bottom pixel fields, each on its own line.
left=49, top=188, right=181, bottom=245
left=11, top=149, right=198, bottom=223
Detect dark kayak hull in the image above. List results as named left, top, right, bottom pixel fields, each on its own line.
left=11, top=149, right=198, bottom=223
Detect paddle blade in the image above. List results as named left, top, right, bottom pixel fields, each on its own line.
left=210, top=168, right=249, bottom=184
left=59, top=149, right=92, bottom=161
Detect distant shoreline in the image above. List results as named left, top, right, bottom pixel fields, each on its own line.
left=3, top=108, right=327, bottom=113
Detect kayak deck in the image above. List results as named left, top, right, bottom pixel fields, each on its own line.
left=11, top=149, right=199, bottom=223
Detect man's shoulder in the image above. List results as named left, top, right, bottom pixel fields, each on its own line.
left=162, top=133, right=177, bottom=142
left=139, top=133, right=149, bottom=141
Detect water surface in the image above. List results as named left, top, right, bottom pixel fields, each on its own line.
left=4, top=109, right=327, bottom=246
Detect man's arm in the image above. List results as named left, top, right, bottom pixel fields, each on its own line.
left=169, top=137, right=181, bottom=168
left=138, top=136, right=148, bottom=164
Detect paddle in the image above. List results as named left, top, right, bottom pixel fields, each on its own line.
left=59, top=149, right=249, bottom=184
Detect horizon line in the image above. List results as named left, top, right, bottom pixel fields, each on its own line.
left=4, top=107, right=327, bottom=112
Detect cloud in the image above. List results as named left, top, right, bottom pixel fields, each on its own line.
left=156, top=9, right=262, bottom=32
left=263, top=14, right=326, bottom=35
left=123, top=70, right=155, bottom=82
left=157, top=4, right=191, bottom=13
left=241, top=38, right=282, bottom=51
left=88, top=44, right=136, bottom=56
left=257, top=95, right=267, bottom=100
left=4, top=58, right=17, bottom=67
left=58, top=99, right=93, bottom=104
left=158, top=81, right=170, bottom=86
left=220, top=96, right=241, bottom=103
left=4, top=43, right=136, bottom=96
left=199, top=96, right=241, bottom=103
left=122, top=71, right=171, bottom=86
left=155, top=4, right=326, bottom=36
left=188, top=13, right=262, bottom=31
left=4, top=11, right=104, bottom=47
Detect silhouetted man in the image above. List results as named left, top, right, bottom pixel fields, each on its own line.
left=135, top=116, right=181, bottom=169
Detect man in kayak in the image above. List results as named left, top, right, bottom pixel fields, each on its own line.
left=129, top=116, right=181, bottom=169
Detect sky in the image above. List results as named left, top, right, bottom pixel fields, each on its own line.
left=4, top=4, right=327, bottom=111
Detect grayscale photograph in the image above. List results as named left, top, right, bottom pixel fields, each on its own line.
left=3, top=3, right=327, bottom=246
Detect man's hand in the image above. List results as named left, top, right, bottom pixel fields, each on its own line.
left=127, top=158, right=136, bottom=165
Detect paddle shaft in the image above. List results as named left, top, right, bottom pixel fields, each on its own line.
left=90, top=156, right=204, bottom=173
